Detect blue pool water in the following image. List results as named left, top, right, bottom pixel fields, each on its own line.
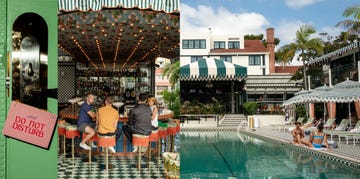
left=180, top=131, right=360, bottom=179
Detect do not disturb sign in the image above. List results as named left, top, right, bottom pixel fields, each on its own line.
left=3, top=101, right=57, bottom=149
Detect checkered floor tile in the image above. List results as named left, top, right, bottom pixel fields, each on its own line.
left=58, top=154, right=165, bottom=179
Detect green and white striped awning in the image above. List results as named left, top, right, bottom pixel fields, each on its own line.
left=180, top=58, right=247, bottom=81
left=58, top=0, right=180, bottom=13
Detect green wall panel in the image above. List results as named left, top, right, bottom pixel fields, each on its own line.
left=6, top=0, right=58, bottom=179
left=0, top=0, right=7, bottom=178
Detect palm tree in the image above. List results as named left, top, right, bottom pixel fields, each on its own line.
left=163, top=60, right=180, bottom=87
left=336, top=4, right=360, bottom=36
left=276, top=24, right=324, bottom=90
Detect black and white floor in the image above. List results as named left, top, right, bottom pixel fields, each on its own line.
left=58, top=153, right=165, bottom=179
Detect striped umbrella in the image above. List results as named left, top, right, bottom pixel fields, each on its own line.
left=314, top=79, right=360, bottom=127
left=180, top=58, right=247, bottom=81
left=282, top=90, right=312, bottom=106
left=314, top=79, right=360, bottom=103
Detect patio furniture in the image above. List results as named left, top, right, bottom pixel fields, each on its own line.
left=304, top=118, right=336, bottom=133
left=280, top=117, right=305, bottom=132
left=324, top=119, right=350, bottom=141
left=335, top=120, right=360, bottom=145
left=82, top=133, right=98, bottom=166
left=57, top=119, right=66, bottom=158
left=162, top=152, right=180, bottom=179
left=98, top=134, right=116, bottom=171
left=148, top=129, right=159, bottom=168
left=133, top=134, right=149, bottom=170
left=65, top=123, right=80, bottom=163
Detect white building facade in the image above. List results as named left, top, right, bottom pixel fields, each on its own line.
left=180, top=28, right=301, bottom=114
left=180, top=30, right=272, bottom=75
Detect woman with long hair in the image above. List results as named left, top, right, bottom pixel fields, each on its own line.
left=309, top=122, right=330, bottom=150
left=147, top=96, right=159, bottom=130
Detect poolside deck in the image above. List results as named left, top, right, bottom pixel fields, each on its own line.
left=181, top=119, right=360, bottom=170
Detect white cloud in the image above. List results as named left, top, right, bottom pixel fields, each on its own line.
left=285, top=0, right=323, bottom=8
left=275, top=21, right=343, bottom=47
left=275, top=20, right=306, bottom=47
left=181, top=3, right=270, bottom=36
left=318, top=26, right=343, bottom=42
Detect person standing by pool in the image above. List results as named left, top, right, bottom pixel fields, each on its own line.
left=78, top=93, right=97, bottom=150
left=291, top=121, right=313, bottom=147
left=122, top=93, right=152, bottom=152
left=309, top=123, right=330, bottom=150
left=96, top=96, right=120, bottom=153
left=147, top=96, right=159, bottom=130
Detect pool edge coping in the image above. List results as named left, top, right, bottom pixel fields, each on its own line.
left=239, top=128, right=360, bottom=171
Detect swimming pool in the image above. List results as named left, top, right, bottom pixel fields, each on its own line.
left=180, top=131, right=360, bottom=179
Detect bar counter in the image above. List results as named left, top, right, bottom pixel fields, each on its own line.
left=59, top=104, right=174, bottom=121
left=58, top=104, right=174, bottom=154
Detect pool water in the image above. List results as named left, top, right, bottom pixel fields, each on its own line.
left=180, top=131, right=360, bottom=179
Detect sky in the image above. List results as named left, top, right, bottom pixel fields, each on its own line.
left=180, top=0, right=360, bottom=65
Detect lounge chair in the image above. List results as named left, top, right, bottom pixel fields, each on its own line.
left=304, top=118, right=336, bottom=133
left=324, top=118, right=336, bottom=129
left=302, top=118, right=315, bottom=128
left=265, top=116, right=295, bottom=131
left=336, top=120, right=360, bottom=145
left=324, top=119, right=350, bottom=141
left=280, top=117, right=306, bottom=132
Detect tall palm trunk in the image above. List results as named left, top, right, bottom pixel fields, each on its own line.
left=302, top=52, right=308, bottom=90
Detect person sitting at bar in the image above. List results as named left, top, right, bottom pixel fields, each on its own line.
left=122, top=93, right=152, bottom=152
left=100, top=85, right=111, bottom=106
left=96, top=96, right=120, bottom=153
left=78, top=93, right=97, bottom=150
left=147, top=96, right=159, bottom=130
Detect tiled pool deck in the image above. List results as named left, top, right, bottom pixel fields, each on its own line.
left=181, top=119, right=360, bottom=171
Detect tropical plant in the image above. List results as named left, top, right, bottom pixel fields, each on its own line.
left=242, top=101, right=258, bottom=115
left=245, top=34, right=280, bottom=47
left=163, top=60, right=180, bottom=87
left=276, top=24, right=324, bottom=90
left=162, top=89, right=180, bottom=118
left=336, top=4, right=360, bottom=36
left=180, top=98, right=224, bottom=115
left=295, top=105, right=306, bottom=119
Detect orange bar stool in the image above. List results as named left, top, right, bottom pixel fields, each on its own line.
left=65, top=123, right=80, bottom=163
left=167, top=123, right=177, bottom=152
left=98, top=134, right=116, bottom=171
left=132, top=134, right=149, bottom=170
left=158, top=123, right=168, bottom=155
left=57, top=119, right=66, bottom=157
left=148, top=129, right=159, bottom=168
left=81, top=133, right=98, bottom=166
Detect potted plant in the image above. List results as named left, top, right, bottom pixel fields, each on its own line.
left=243, top=101, right=257, bottom=115
left=242, top=101, right=258, bottom=128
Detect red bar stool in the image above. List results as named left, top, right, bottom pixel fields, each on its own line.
left=81, top=133, right=98, bottom=166
left=65, top=123, right=80, bottom=163
left=167, top=123, right=177, bottom=152
left=148, top=129, right=158, bottom=168
left=57, top=119, right=66, bottom=158
left=132, top=134, right=149, bottom=170
left=97, top=134, right=116, bottom=171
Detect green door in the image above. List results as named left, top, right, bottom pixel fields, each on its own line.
left=3, top=1, right=58, bottom=178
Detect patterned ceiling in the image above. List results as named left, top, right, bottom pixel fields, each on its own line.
left=58, top=8, right=179, bottom=70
